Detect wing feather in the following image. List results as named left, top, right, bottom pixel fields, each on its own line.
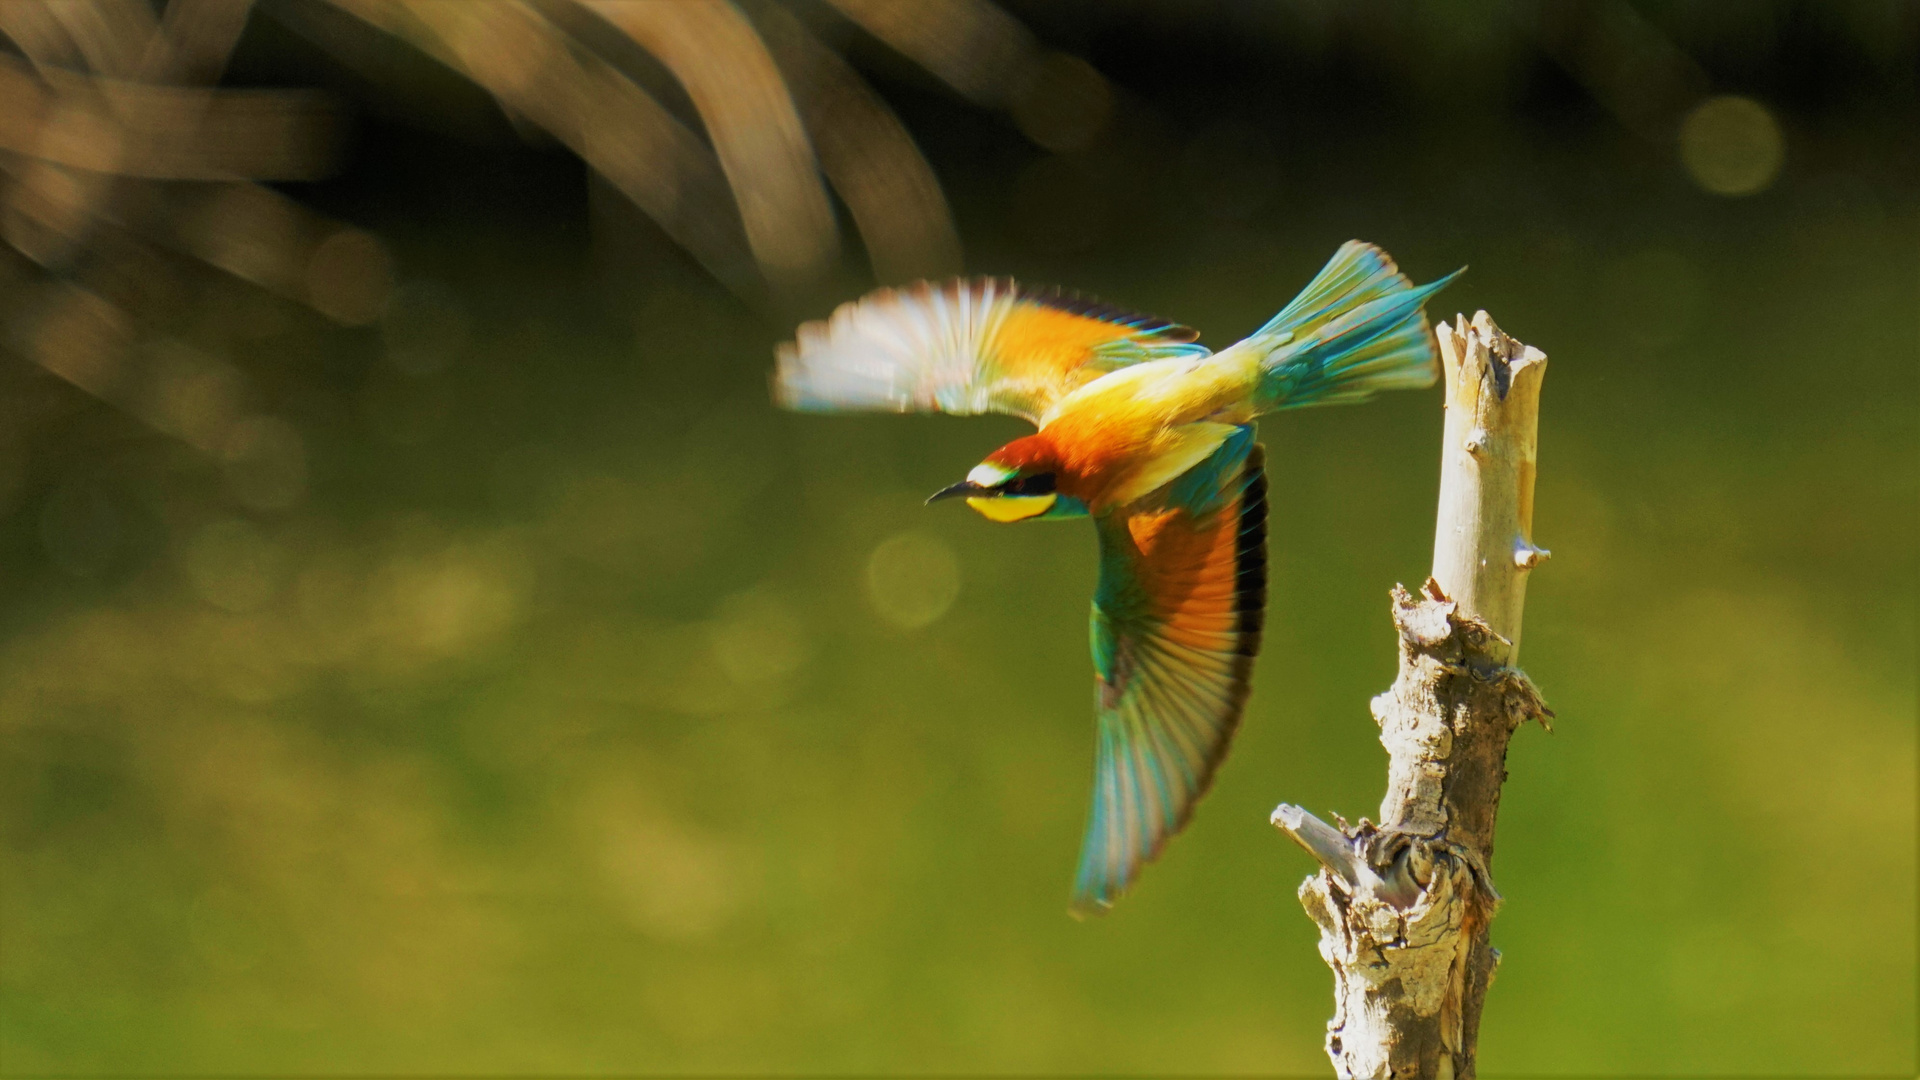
left=774, top=278, right=1208, bottom=423
left=1072, top=438, right=1268, bottom=915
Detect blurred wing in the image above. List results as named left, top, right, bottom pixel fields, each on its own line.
left=774, top=277, right=1209, bottom=423
left=1073, top=437, right=1268, bottom=915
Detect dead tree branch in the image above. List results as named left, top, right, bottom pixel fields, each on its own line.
left=1273, top=311, right=1551, bottom=1079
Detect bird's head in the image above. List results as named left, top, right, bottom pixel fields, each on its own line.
left=926, top=435, right=1088, bottom=523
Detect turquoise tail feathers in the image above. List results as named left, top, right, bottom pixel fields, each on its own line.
left=1248, top=241, right=1462, bottom=412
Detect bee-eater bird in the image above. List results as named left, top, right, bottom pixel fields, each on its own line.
left=774, top=241, right=1459, bottom=916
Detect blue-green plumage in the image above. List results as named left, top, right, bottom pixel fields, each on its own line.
left=1075, top=437, right=1268, bottom=915
left=1034, top=494, right=1091, bottom=520
left=1250, top=245, right=1463, bottom=412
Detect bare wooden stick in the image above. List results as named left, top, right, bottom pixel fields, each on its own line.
left=1272, top=311, right=1551, bottom=1079
left=1430, top=311, right=1550, bottom=664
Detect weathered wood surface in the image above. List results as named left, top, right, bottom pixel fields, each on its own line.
left=1273, top=312, right=1551, bottom=1079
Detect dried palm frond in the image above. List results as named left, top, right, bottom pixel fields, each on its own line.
left=1, top=0, right=1102, bottom=458
left=1, top=0, right=362, bottom=458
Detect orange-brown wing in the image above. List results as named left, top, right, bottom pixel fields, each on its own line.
left=773, top=278, right=1208, bottom=423
left=1074, top=438, right=1267, bottom=915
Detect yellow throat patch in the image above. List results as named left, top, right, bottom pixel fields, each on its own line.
left=966, top=494, right=1056, bottom=522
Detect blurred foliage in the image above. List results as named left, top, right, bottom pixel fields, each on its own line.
left=1, top=0, right=1916, bottom=1075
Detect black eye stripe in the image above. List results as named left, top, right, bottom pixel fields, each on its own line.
left=1002, top=472, right=1057, bottom=496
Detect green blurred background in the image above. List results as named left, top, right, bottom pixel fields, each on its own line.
left=1, top=1, right=1914, bottom=1075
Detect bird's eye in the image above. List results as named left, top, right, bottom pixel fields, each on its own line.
left=1003, top=472, right=1057, bottom=496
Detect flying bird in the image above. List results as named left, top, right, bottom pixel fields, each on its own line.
left=773, top=242, right=1459, bottom=915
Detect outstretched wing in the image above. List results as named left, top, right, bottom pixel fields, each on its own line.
left=1074, top=432, right=1268, bottom=916
left=774, top=278, right=1209, bottom=424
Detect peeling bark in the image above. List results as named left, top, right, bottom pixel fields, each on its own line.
left=1273, top=312, right=1551, bottom=1079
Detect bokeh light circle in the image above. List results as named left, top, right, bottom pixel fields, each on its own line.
left=1680, top=95, right=1784, bottom=197
left=865, top=531, right=960, bottom=629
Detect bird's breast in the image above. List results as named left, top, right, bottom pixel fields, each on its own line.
left=1041, top=367, right=1255, bottom=511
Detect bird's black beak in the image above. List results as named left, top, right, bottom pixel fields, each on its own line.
left=927, top=480, right=992, bottom=505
